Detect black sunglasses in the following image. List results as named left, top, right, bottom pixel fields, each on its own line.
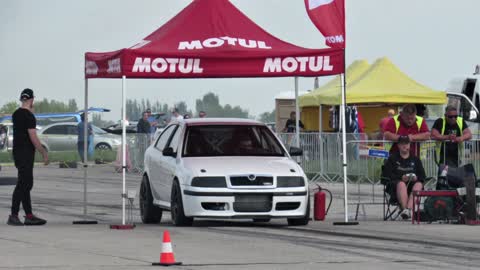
left=447, top=115, right=458, bottom=119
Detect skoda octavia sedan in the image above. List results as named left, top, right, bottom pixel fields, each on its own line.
left=140, top=118, right=309, bottom=226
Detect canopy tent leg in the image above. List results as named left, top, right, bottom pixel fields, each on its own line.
left=294, top=77, right=300, bottom=148
left=319, top=104, right=323, bottom=177
left=333, top=68, right=358, bottom=226
left=110, top=75, right=134, bottom=229
left=73, top=78, right=97, bottom=225
left=122, top=75, right=127, bottom=225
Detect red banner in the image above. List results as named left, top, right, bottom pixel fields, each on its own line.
left=304, top=0, right=345, bottom=48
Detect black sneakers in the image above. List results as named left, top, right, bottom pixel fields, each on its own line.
left=7, top=215, right=23, bottom=226
left=24, top=215, right=47, bottom=226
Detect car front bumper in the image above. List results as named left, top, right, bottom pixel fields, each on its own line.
left=182, top=188, right=308, bottom=218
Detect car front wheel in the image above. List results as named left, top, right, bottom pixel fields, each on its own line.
left=139, top=175, right=162, bottom=224
left=171, top=180, right=193, bottom=226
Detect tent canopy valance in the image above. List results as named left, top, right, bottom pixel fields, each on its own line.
left=299, top=57, right=446, bottom=106
left=85, top=0, right=344, bottom=79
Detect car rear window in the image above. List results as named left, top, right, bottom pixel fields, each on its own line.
left=183, top=125, right=285, bottom=157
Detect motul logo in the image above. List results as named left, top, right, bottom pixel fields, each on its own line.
left=85, top=61, right=98, bottom=75
left=178, top=37, right=272, bottom=50
left=325, top=35, right=345, bottom=44
left=263, top=56, right=333, bottom=73
left=132, top=57, right=203, bottom=74
left=107, top=58, right=121, bottom=74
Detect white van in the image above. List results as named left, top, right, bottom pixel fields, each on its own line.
left=442, top=65, right=480, bottom=133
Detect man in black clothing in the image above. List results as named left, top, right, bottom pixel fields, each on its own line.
left=431, top=105, right=472, bottom=167
left=137, top=112, right=151, bottom=134
left=7, top=88, right=49, bottom=226
left=383, top=135, right=425, bottom=220
left=283, top=111, right=304, bottom=133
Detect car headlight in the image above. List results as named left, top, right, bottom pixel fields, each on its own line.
left=191, top=177, right=227, bottom=188
left=277, top=176, right=306, bottom=187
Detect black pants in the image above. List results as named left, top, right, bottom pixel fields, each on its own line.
left=11, top=151, right=35, bottom=216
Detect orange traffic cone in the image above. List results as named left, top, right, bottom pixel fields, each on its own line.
left=152, top=230, right=182, bottom=266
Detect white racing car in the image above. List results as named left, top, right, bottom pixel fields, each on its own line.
left=140, top=118, right=309, bottom=226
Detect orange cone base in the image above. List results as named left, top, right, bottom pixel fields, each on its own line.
left=152, top=262, right=182, bottom=266
left=109, top=224, right=135, bottom=230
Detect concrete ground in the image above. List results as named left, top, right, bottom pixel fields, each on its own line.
left=0, top=164, right=480, bottom=270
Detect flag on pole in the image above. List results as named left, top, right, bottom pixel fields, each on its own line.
left=304, top=0, right=345, bottom=48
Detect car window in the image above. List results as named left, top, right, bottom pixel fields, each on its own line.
left=155, top=125, right=176, bottom=151
left=43, top=125, right=68, bottom=135
left=67, top=125, right=78, bottom=135
left=167, top=126, right=182, bottom=152
left=183, top=125, right=285, bottom=157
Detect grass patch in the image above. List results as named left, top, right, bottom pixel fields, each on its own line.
left=0, top=150, right=116, bottom=164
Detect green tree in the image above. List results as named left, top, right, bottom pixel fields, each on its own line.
left=0, top=101, right=19, bottom=114
left=195, top=92, right=250, bottom=118
left=259, top=109, right=276, bottom=123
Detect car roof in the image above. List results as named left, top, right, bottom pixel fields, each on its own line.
left=182, top=118, right=264, bottom=126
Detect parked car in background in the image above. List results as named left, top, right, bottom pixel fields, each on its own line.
left=0, top=124, right=8, bottom=152
left=105, top=121, right=138, bottom=134
left=140, top=118, right=309, bottom=226
left=38, top=122, right=121, bottom=152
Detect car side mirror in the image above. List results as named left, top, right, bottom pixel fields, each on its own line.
left=162, top=147, right=176, bottom=158
left=289, top=146, right=303, bottom=156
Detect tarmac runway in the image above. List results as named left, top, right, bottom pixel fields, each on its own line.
left=1, top=164, right=479, bottom=270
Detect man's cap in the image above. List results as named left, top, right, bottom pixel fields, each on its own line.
left=398, top=135, right=410, bottom=144
left=20, top=88, right=34, bottom=100
left=146, top=108, right=151, bottom=113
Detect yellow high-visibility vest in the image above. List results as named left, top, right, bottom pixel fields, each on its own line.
left=435, top=116, right=464, bottom=163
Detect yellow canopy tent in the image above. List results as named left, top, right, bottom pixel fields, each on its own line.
left=299, top=57, right=447, bottom=133
left=314, top=57, right=446, bottom=105
left=299, top=59, right=370, bottom=107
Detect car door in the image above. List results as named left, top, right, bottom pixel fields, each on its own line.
left=66, top=125, right=79, bottom=151
left=41, top=125, right=69, bottom=151
left=149, top=125, right=177, bottom=204
left=160, top=125, right=182, bottom=204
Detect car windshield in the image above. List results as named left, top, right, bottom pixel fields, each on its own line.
left=183, top=125, right=285, bottom=157
left=92, top=125, right=107, bottom=134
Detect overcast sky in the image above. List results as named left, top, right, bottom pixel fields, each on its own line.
left=1, top=0, right=478, bottom=120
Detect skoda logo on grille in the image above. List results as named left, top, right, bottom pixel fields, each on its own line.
left=248, top=174, right=256, bottom=181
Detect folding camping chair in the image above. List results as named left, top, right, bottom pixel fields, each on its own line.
left=380, top=165, right=400, bottom=220
left=381, top=164, right=433, bottom=221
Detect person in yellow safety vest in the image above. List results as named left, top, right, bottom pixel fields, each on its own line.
left=384, top=104, right=430, bottom=157
left=431, top=105, right=472, bottom=167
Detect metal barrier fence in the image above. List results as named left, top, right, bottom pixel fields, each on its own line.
left=278, top=132, right=480, bottom=186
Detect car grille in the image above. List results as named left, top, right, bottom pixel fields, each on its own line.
left=230, top=176, right=274, bottom=186
left=233, top=194, right=272, bottom=212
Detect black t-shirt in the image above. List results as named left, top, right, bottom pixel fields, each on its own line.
left=284, top=119, right=304, bottom=133
left=12, top=108, right=36, bottom=153
left=432, top=118, right=468, bottom=166
left=383, top=152, right=426, bottom=184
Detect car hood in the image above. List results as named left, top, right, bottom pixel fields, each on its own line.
left=181, top=156, right=303, bottom=176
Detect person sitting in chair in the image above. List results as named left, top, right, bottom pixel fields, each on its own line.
left=383, top=135, right=426, bottom=220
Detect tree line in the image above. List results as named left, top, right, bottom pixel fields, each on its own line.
left=1, top=92, right=275, bottom=125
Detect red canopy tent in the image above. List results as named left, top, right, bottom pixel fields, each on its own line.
left=85, top=0, right=343, bottom=78
left=82, top=0, right=344, bottom=227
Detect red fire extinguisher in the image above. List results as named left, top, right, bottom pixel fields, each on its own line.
left=314, top=184, right=332, bottom=221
